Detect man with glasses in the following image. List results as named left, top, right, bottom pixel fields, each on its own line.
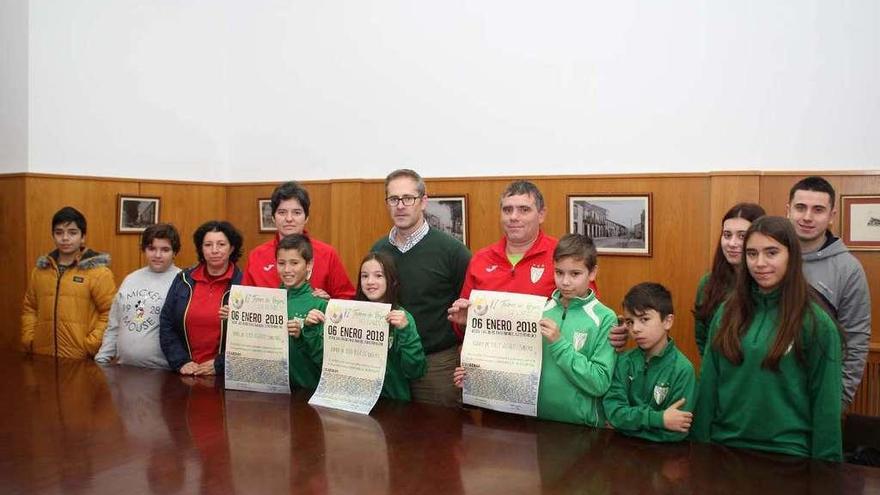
left=243, top=181, right=355, bottom=299
left=372, top=169, right=472, bottom=407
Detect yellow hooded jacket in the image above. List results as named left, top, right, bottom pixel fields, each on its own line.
left=21, top=248, right=116, bottom=358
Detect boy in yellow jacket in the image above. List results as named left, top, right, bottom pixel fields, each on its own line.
left=22, top=206, right=116, bottom=358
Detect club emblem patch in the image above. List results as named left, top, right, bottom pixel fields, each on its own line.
left=573, top=331, right=588, bottom=351
left=530, top=264, right=545, bottom=284
left=653, top=383, right=670, bottom=405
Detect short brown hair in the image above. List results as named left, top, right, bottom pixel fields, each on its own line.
left=384, top=169, right=426, bottom=197
left=141, top=223, right=181, bottom=254
left=553, top=233, right=598, bottom=270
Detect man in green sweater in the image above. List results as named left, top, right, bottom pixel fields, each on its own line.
left=372, top=169, right=471, bottom=407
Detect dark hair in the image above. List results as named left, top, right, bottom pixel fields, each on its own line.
left=141, top=223, right=181, bottom=254
left=553, top=233, right=598, bottom=270
left=275, top=234, right=313, bottom=263
left=384, top=169, right=426, bottom=197
left=355, top=251, right=401, bottom=308
left=192, top=221, right=243, bottom=265
left=713, top=216, right=813, bottom=370
left=52, top=206, right=87, bottom=235
left=694, top=203, right=766, bottom=323
left=789, top=176, right=836, bottom=209
left=270, top=181, right=311, bottom=218
left=623, top=282, right=674, bottom=320
left=501, top=181, right=545, bottom=211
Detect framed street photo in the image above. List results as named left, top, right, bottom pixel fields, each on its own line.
left=258, top=198, right=276, bottom=233
left=117, top=195, right=160, bottom=234
left=426, top=196, right=468, bottom=247
left=840, top=195, right=880, bottom=251
left=567, top=194, right=652, bottom=256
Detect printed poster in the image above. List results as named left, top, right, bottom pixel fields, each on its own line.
left=461, top=290, right=546, bottom=416
left=309, top=299, right=392, bottom=414
left=224, top=285, right=290, bottom=394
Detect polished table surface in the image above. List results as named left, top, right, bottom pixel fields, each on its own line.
left=3, top=352, right=879, bottom=495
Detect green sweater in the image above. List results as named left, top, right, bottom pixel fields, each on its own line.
left=603, top=339, right=696, bottom=442
left=691, top=286, right=843, bottom=461
left=285, top=282, right=328, bottom=390
left=538, top=289, right=617, bottom=427
left=381, top=308, right=427, bottom=401
left=371, top=228, right=471, bottom=354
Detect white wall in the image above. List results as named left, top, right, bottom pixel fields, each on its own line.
left=21, top=0, right=880, bottom=181
left=0, top=0, right=28, bottom=173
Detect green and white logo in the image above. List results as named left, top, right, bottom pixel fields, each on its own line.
left=653, top=383, right=670, bottom=405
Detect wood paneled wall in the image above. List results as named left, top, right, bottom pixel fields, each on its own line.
left=3, top=171, right=879, bottom=413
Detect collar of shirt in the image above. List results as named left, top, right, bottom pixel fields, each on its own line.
left=388, top=220, right=430, bottom=253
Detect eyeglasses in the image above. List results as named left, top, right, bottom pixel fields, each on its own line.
left=385, top=195, right=421, bottom=207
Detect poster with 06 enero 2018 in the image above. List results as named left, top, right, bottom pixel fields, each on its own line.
left=461, top=290, right=546, bottom=416
left=309, top=299, right=392, bottom=415
left=224, top=285, right=290, bottom=394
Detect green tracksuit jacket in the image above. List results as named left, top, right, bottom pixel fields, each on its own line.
left=380, top=308, right=427, bottom=401
left=693, top=272, right=711, bottom=356
left=691, top=285, right=843, bottom=461
left=537, top=289, right=617, bottom=426
left=285, top=282, right=328, bottom=390
left=603, top=338, right=696, bottom=442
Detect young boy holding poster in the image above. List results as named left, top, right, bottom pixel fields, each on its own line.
left=308, top=252, right=427, bottom=401
left=454, top=234, right=616, bottom=426
left=603, top=283, right=696, bottom=441
left=276, top=234, right=328, bottom=390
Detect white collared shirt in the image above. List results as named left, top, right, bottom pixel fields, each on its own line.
left=388, top=220, right=430, bottom=253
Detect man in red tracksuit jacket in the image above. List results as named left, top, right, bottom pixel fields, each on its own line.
left=243, top=181, right=355, bottom=299
left=447, top=181, right=598, bottom=339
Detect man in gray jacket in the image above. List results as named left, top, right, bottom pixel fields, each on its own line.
left=787, top=176, right=872, bottom=408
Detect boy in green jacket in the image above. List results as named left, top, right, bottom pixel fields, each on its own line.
left=603, top=283, right=696, bottom=441
left=277, top=234, right=328, bottom=390
left=536, top=234, right=617, bottom=426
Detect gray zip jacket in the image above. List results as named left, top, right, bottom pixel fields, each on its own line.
left=803, top=235, right=871, bottom=406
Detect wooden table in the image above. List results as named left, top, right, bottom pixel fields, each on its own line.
left=3, top=352, right=878, bottom=494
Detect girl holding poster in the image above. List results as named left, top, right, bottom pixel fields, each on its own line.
left=309, top=252, right=427, bottom=401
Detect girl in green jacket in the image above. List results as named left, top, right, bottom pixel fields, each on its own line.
left=693, top=203, right=765, bottom=356
left=692, top=216, right=843, bottom=462
left=354, top=252, right=427, bottom=401
left=308, top=252, right=427, bottom=401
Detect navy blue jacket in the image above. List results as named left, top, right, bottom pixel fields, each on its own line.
left=159, top=264, right=243, bottom=374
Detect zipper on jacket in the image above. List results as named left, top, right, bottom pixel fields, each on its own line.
left=180, top=273, right=195, bottom=360
left=53, top=266, right=63, bottom=358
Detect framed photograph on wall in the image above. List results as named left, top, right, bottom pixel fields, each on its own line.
left=840, top=195, right=880, bottom=251
left=426, top=196, right=468, bottom=247
left=117, top=195, right=160, bottom=234
left=567, top=194, right=652, bottom=256
left=258, top=198, right=276, bottom=233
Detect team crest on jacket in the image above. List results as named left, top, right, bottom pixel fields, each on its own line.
left=573, top=331, right=588, bottom=351
left=653, top=383, right=670, bottom=405
left=530, top=264, right=545, bottom=284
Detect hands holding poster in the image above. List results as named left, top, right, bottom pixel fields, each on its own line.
left=309, top=299, right=392, bottom=414
left=460, top=290, right=547, bottom=416
left=225, top=286, right=290, bottom=394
